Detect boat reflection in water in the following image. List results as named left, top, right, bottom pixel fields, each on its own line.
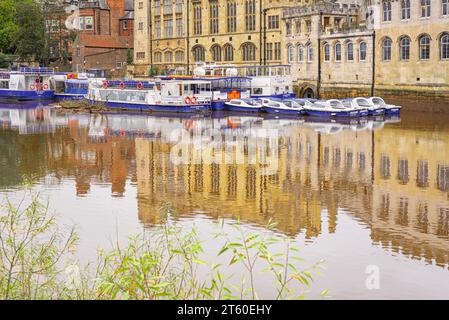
left=0, top=103, right=449, bottom=298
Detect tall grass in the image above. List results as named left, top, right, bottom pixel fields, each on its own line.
left=0, top=192, right=328, bottom=300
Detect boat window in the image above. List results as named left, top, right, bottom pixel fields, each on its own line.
left=284, top=67, right=290, bottom=75
left=231, top=100, right=241, bottom=105
left=268, top=102, right=280, bottom=107
left=252, top=88, right=263, bottom=94
left=277, top=68, right=283, bottom=76
left=99, top=89, right=147, bottom=102
left=341, top=100, right=352, bottom=108
left=372, top=97, right=385, bottom=105
left=356, top=99, right=370, bottom=107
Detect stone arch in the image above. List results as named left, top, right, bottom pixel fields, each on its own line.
left=297, top=83, right=317, bottom=98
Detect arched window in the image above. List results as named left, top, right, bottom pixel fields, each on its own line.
left=211, top=45, right=221, bottom=62
left=297, top=45, right=304, bottom=62
left=287, top=45, right=294, bottom=63
left=175, top=51, right=184, bottom=62
left=164, top=51, right=173, bottom=62
left=335, top=42, right=341, bottom=61
left=347, top=42, right=354, bottom=61
left=382, top=38, right=392, bottom=61
left=359, top=42, right=367, bottom=61
left=154, top=52, right=162, bottom=63
left=223, top=44, right=234, bottom=61
left=419, top=35, right=430, bottom=60
left=323, top=43, right=330, bottom=61
left=192, top=45, right=205, bottom=62
left=306, top=43, right=313, bottom=62
left=441, top=34, right=449, bottom=60
left=242, top=42, right=256, bottom=61
left=400, top=36, right=410, bottom=61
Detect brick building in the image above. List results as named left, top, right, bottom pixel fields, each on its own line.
left=71, top=0, right=134, bottom=77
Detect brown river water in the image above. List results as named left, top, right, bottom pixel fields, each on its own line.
left=0, top=100, right=448, bottom=299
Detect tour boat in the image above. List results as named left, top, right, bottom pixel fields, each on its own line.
left=192, top=64, right=295, bottom=99
left=342, top=97, right=384, bottom=116
left=260, top=98, right=304, bottom=116
left=224, top=98, right=262, bottom=112
left=0, top=67, right=54, bottom=101
left=366, top=97, right=402, bottom=115
left=303, top=99, right=361, bottom=117
left=86, top=79, right=211, bottom=113
left=50, top=73, right=91, bottom=100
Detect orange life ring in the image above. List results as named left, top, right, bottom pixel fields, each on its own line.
left=184, top=96, right=191, bottom=104
left=43, top=84, right=49, bottom=90
left=102, top=80, right=109, bottom=88
left=184, top=120, right=195, bottom=130
left=29, top=84, right=35, bottom=90
left=136, top=82, right=143, bottom=89
left=190, top=96, right=198, bottom=105
left=119, top=82, right=125, bottom=90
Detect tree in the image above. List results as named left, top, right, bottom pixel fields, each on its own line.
left=126, top=48, right=133, bottom=65
left=0, top=0, right=19, bottom=53
left=12, top=1, right=46, bottom=63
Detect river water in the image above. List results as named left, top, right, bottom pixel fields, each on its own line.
left=0, top=101, right=448, bottom=299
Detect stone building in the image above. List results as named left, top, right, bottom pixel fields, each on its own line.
left=131, top=0, right=306, bottom=77
left=282, top=0, right=449, bottom=99
left=71, top=0, right=134, bottom=77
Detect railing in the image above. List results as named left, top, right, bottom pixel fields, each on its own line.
left=18, top=67, right=54, bottom=74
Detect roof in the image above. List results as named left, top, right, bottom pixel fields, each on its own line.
left=120, top=11, right=134, bottom=20
left=78, top=34, right=131, bottom=49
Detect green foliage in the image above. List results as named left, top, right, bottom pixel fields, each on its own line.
left=0, top=0, right=18, bottom=53
left=0, top=195, right=328, bottom=300
left=149, top=66, right=160, bottom=77
left=0, top=53, right=15, bottom=69
left=12, top=1, right=46, bottom=62
left=126, top=49, right=133, bottom=65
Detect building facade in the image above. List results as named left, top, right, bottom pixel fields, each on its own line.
left=282, top=0, right=449, bottom=99
left=71, top=0, right=134, bottom=77
left=132, top=0, right=307, bottom=77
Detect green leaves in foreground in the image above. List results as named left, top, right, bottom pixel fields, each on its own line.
left=0, top=193, right=328, bottom=300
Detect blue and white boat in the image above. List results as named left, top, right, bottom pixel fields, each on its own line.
left=50, top=73, right=91, bottom=100
left=87, top=79, right=211, bottom=113
left=260, top=98, right=304, bottom=116
left=342, top=97, right=384, bottom=116
left=303, top=99, right=360, bottom=117
left=224, top=98, right=262, bottom=112
left=0, top=67, right=54, bottom=101
left=366, top=97, right=402, bottom=115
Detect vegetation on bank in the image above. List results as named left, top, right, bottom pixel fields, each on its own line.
left=55, top=100, right=109, bottom=112
left=0, top=190, right=328, bottom=300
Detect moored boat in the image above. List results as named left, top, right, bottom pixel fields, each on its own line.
left=303, top=99, right=360, bottom=117
left=0, top=67, right=54, bottom=102
left=342, top=97, right=384, bottom=116
left=224, top=98, right=262, bottom=112
left=366, top=97, right=402, bottom=115
left=50, top=73, right=92, bottom=100
left=261, top=99, right=304, bottom=116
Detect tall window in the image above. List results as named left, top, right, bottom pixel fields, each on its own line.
left=227, top=1, right=237, bottom=33
left=400, top=36, right=410, bottom=60
left=242, top=42, right=256, bottom=61
left=286, top=23, right=292, bottom=36
left=307, top=43, right=313, bottom=62
left=154, top=52, right=162, bottom=63
left=268, top=15, right=280, bottom=29
left=360, top=42, right=367, bottom=61
left=441, top=34, right=449, bottom=59
left=163, top=0, right=172, bottom=14
left=175, top=51, right=184, bottom=62
left=176, top=0, right=183, bottom=13
left=444, top=0, right=449, bottom=16
left=210, top=1, right=219, bottom=34
left=347, top=42, right=354, bottom=61
left=155, top=0, right=161, bottom=15
left=419, top=35, right=430, bottom=60
left=164, top=18, right=173, bottom=38
left=176, top=18, right=183, bottom=37
left=335, top=42, right=341, bottom=61
left=382, top=38, right=392, bottom=61
left=245, top=0, right=256, bottom=31
left=288, top=45, right=294, bottom=63
left=297, top=45, right=304, bottom=62
left=295, top=21, right=301, bottom=34
left=401, top=0, right=411, bottom=19
left=192, top=45, right=205, bottom=62
left=383, top=0, right=392, bottom=21
left=266, top=43, right=273, bottom=60
left=193, top=4, right=202, bottom=35
left=421, top=0, right=431, bottom=17
left=274, top=42, right=281, bottom=60
left=164, top=51, right=173, bottom=62
left=211, top=45, right=221, bottom=61
left=155, top=20, right=161, bottom=39
left=224, top=44, right=234, bottom=61
left=323, top=43, right=330, bottom=61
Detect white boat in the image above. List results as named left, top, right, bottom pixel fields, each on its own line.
left=366, top=97, right=402, bottom=115
left=260, top=99, right=304, bottom=116
left=303, top=99, right=361, bottom=117
left=0, top=67, right=54, bottom=101
left=342, top=97, right=384, bottom=116
left=224, top=98, right=262, bottom=112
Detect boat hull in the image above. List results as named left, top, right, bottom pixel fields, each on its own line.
left=90, top=100, right=210, bottom=113
left=368, top=108, right=385, bottom=116
left=385, top=107, right=401, bottom=115
left=224, top=104, right=261, bottom=113
left=54, top=93, right=86, bottom=101
left=262, top=106, right=302, bottom=116
left=305, top=109, right=360, bottom=117
left=211, top=101, right=226, bottom=111
left=0, top=89, right=54, bottom=101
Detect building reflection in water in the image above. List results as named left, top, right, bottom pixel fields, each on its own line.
left=0, top=106, right=448, bottom=267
